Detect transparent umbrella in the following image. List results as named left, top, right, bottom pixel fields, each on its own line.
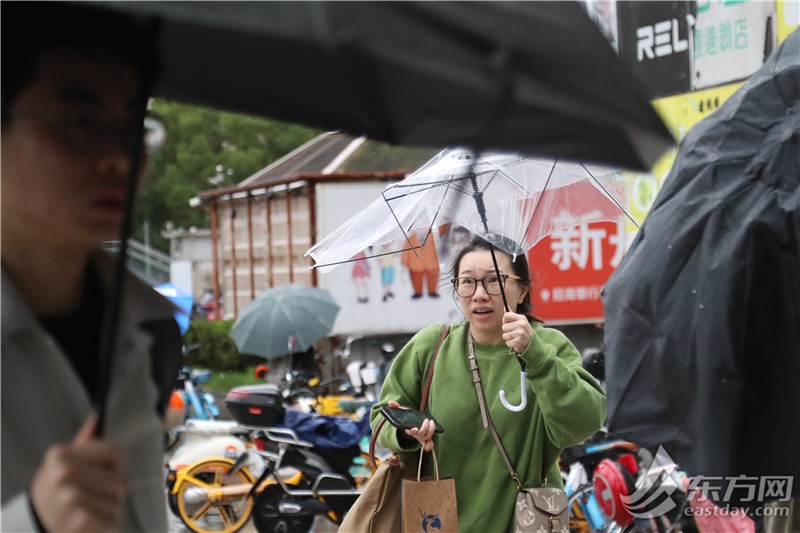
left=306, top=149, right=637, bottom=272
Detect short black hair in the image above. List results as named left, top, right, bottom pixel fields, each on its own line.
left=451, top=234, right=535, bottom=316
left=1, top=1, right=160, bottom=128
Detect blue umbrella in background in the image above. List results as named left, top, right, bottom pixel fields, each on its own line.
left=155, top=282, right=194, bottom=335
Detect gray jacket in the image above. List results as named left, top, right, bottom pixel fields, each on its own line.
left=1, top=252, right=183, bottom=532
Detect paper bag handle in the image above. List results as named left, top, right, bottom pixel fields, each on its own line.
left=417, top=448, right=440, bottom=482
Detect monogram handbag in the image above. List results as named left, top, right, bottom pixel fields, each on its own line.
left=467, top=333, right=570, bottom=533
left=514, top=487, right=569, bottom=532
left=338, top=325, right=450, bottom=533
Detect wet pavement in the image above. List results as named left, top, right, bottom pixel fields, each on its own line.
left=167, top=502, right=339, bottom=532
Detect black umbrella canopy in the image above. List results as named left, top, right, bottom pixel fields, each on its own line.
left=602, top=29, right=799, bottom=507
left=94, top=1, right=673, bottom=171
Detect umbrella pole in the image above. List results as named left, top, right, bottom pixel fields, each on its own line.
left=468, top=171, right=511, bottom=312
left=95, top=18, right=160, bottom=436
left=467, top=50, right=517, bottom=312
left=488, top=245, right=511, bottom=313
left=468, top=161, right=528, bottom=413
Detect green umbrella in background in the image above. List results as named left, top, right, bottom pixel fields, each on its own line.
left=231, top=285, right=340, bottom=359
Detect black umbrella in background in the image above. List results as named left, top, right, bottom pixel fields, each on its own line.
left=82, top=1, right=676, bottom=431
left=602, top=29, right=799, bottom=508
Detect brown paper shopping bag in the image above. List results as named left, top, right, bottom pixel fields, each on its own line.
left=401, top=450, right=458, bottom=533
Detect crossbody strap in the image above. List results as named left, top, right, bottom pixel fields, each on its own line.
left=369, top=324, right=451, bottom=467
left=468, top=332, right=523, bottom=490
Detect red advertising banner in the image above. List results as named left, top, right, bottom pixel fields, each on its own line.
left=527, top=220, right=626, bottom=324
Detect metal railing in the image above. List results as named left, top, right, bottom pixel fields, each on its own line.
left=103, top=239, right=171, bottom=284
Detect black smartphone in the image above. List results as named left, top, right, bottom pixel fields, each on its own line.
left=379, top=406, right=445, bottom=433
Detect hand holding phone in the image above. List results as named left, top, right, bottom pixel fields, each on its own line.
left=379, top=405, right=445, bottom=433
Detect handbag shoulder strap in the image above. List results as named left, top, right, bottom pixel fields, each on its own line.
left=420, top=323, right=450, bottom=411
left=369, top=324, right=451, bottom=467
left=467, top=333, right=523, bottom=490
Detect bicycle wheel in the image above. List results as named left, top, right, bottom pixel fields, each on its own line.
left=568, top=483, right=596, bottom=533
left=174, top=458, right=255, bottom=533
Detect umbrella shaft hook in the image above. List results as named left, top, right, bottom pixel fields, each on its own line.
left=499, top=370, right=528, bottom=412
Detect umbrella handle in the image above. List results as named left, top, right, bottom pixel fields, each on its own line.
left=499, top=370, right=527, bottom=412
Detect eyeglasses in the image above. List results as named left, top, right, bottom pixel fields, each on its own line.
left=11, top=107, right=166, bottom=156
left=451, top=274, right=523, bottom=297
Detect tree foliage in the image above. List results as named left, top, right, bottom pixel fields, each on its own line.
left=134, top=100, right=321, bottom=251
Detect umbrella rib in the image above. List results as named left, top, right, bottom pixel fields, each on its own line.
left=521, top=158, right=558, bottom=241
left=481, top=165, right=532, bottom=195
left=417, top=177, right=456, bottom=236
left=383, top=188, right=421, bottom=259
left=384, top=181, right=454, bottom=201
left=385, top=174, right=481, bottom=200
left=311, top=243, right=429, bottom=269
left=580, top=162, right=640, bottom=228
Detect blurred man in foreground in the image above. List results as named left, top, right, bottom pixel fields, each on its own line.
left=1, top=3, right=183, bottom=531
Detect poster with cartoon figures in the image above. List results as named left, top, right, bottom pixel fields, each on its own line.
left=315, top=183, right=468, bottom=335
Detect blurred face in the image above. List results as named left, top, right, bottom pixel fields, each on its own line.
left=455, top=250, right=527, bottom=342
left=1, top=48, right=145, bottom=254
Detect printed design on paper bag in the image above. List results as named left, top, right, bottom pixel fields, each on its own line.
left=420, top=510, right=442, bottom=532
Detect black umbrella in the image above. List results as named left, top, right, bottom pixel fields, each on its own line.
left=602, top=29, right=799, bottom=508
left=95, top=1, right=672, bottom=170
left=71, top=1, right=676, bottom=431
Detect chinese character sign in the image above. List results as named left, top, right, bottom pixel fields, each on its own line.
left=528, top=220, right=626, bottom=323
left=693, top=1, right=778, bottom=89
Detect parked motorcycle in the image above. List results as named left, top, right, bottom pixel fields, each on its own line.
left=255, top=362, right=370, bottom=417
left=166, top=374, right=377, bottom=532
left=249, top=424, right=376, bottom=532
left=226, top=383, right=376, bottom=532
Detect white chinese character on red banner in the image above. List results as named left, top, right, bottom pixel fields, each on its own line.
left=609, top=219, right=626, bottom=268
left=550, top=223, right=607, bottom=271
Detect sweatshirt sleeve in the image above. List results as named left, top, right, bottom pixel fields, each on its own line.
left=521, top=323, right=607, bottom=447
left=369, top=325, right=443, bottom=453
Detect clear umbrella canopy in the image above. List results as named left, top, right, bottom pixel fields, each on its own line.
left=306, top=149, right=637, bottom=273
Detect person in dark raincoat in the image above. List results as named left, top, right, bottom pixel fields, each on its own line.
left=602, top=29, right=799, bottom=529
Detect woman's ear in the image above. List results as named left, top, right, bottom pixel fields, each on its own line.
left=517, top=285, right=529, bottom=307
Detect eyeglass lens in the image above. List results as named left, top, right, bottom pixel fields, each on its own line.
left=30, top=107, right=166, bottom=156
left=453, top=275, right=507, bottom=297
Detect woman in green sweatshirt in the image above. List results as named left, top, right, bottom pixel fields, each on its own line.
left=372, top=236, right=607, bottom=532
